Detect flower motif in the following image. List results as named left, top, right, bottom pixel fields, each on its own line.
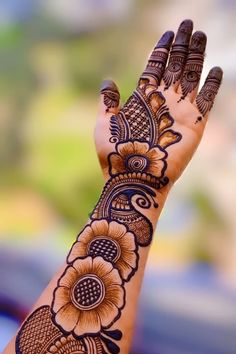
left=68, top=219, right=138, bottom=281
left=109, top=140, right=167, bottom=177
left=52, top=256, right=125, bottom=337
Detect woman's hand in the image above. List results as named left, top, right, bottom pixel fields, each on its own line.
left=95, top=19, right=222, bottom=192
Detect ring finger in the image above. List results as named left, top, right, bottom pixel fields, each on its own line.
left=178, top=31, right=207, bottom=102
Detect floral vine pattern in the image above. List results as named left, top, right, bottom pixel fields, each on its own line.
left=15, top=20, right=222, bottom=354
left=16, top=82, right=181, bottom=354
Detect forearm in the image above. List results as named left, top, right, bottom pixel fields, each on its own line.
left=4, top=176, right=170, bottom=354
left=4, top=18, right=223, bottom=354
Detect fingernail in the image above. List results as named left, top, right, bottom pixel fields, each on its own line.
left=190, top=31, right=207, bottom=53
left=100, top=79, right=119, bottom=93
left=208, top=67, right=223, bottom=82
left=156, top=30, right=175, bottom=49
left=175, top=19, right=193, bottom=45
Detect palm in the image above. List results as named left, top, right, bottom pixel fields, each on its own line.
left=95, top=20, right=222, bottom=189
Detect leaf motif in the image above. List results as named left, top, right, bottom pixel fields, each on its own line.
left=158, top=129, right=182, bottom=149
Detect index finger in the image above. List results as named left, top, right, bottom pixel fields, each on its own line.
left=139, top=30, right=174, bottom=88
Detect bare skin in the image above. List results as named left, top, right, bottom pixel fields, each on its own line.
left=4, top=20, right=222, bottom=354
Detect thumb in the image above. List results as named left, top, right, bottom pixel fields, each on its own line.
left=99, top=79, right=120, bottom=116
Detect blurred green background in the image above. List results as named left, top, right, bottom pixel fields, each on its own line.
left=0, top=0, right=236, bottom=353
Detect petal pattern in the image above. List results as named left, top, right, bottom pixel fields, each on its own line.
left=91, top=219, right=108, bottom=237
left=68, top=241, right=87, bottom=263
left=65, top=219, right=138, bottom=283
left=93, top=256, right=113, bottom=278
left=103, top=267, right=122, bottom=287
left=53, top=286, right=71, bottom=312
left=109, top=140, right=167, bottom=177
left=108, top=221, right=127, bottom=239
left=59, top=267, right=78, bottom=288
left=55, top=303, right=80, bottom=332
left=105, top=285, right=125, bottom=308
left=119, top=232, right=136, bottom=251
left=116, top=259, right=133, bottom=280
left=52, top=256, right=125, bottom=337
left=77, top=225, right=93, bottom=242
left=73, top=257, right=93, bottom=277
left=117, top=141, right=134, bottom=156
left=133, top=141, right=149, bottom=154
left=109, top=154, right=125, bottom=175
left=74, top=310, right=101, bottom=336
left=97, top=300, right=119, bottom=327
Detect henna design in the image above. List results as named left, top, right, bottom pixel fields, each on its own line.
left=15, top=306, right=61, bottom=354
left=139, top=31, right=174, bottom=86
left=163, top=44, right=188, bottom=89
left=51, top=256, right=125, bottom=337
left=16, top=305, right=122, bottom=354
left=16, top=61, right=183, bottom=354
left=101, top=80, right=120, bottom=112
left=68, top=219, right=139, bottom=281
left=47, top=335, right=95, bottom=353
left=195, top=116, right=203, bottom=124
left=110, top=89, right=181, bottom=148
left=91, top=172, right=166, bottom=246
left=196, top=66, right=223, bottom=116
left=179, top=55, right=203, bottom=98
left=109, top=141, right=167, bottom=177
left=179, top=31, right=207, bottom=100
left=15, top=25, right=187, bottom=354
left=163, top=19, right=193, bottom=89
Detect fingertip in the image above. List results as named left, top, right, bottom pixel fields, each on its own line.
left=175, top=19, right=193, bottom=45
left=100, top=79, right=120, bottom=94
left=190, top=31, right=207, bottom=53
left=180, top=19, right=194, bottom=29
left=99, top=78, right=120, bottom=115
left=195, top=66, right=223, bottom=117
left=208, top=66, right=223, bottom=82
left=156, top=30, right=175, bottom=49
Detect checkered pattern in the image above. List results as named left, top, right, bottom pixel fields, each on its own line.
left=123, top=96, right=150, bottom=140
left=16, top=306, right=60, bottom=354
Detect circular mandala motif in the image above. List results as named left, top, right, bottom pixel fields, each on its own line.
left=126, top=154, right=148, bottom=172
left=72, top=275, right=105, bottom=310
left=88, top=237, right=120, bottom=262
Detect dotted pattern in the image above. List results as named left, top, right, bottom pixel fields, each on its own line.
left=16, top=306, right=61, bottom=354
left=142, top=50, right=168, bottom=83
left=74, top=277, right=103, bottom=308
left=89, top=238, right=118, bottom=262
left=123, top=96, right=150, bottom=140
left=47, top=335, right=86, bottom=354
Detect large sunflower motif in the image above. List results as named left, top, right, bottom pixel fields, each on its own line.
left=68, top=219, right=138, bottom=282
left=52, top=256, right=125, bottom=337
left=109, top=140, right=167, bottom=177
